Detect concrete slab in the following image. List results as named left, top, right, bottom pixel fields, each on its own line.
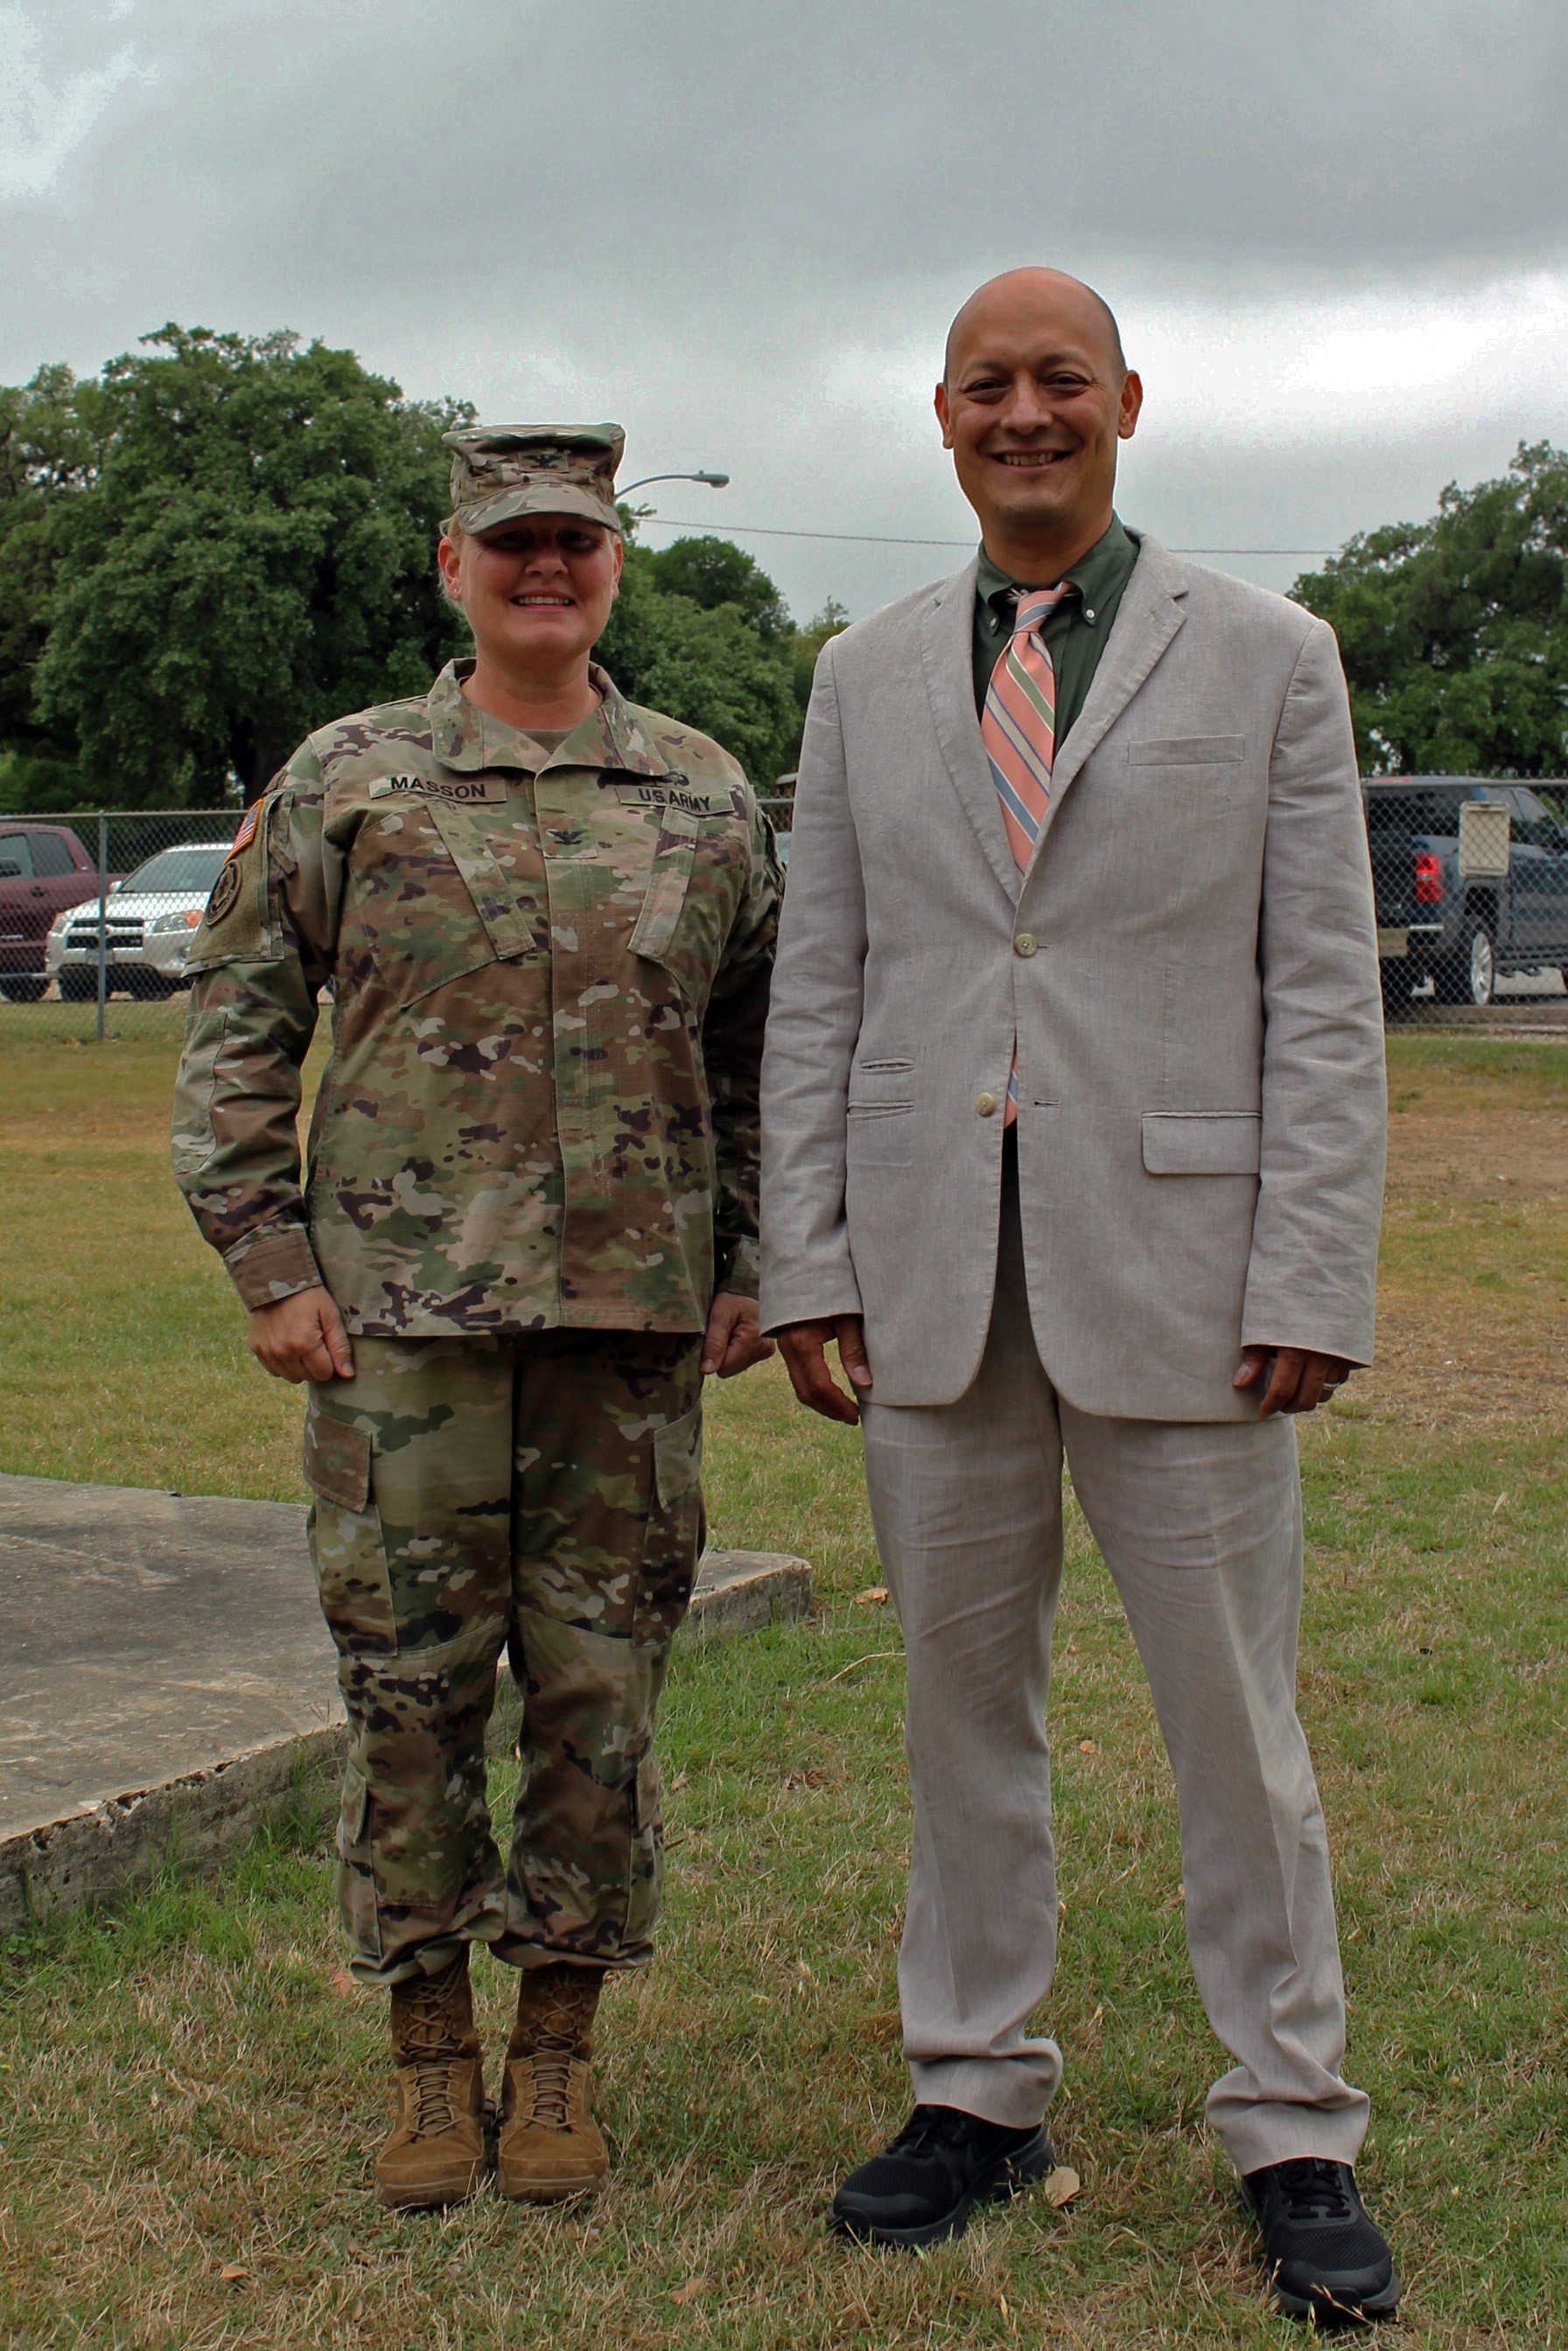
left=0, top=1472, right=810, bottom=1935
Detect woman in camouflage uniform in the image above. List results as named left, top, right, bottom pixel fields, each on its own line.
left=172, top=423, right=780, bottom=2208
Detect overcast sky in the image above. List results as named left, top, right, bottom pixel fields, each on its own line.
left=4, top=0, right=1566, bottom=620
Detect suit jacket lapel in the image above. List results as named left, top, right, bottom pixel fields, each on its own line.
left=920, top=559, right=1019, bottom=904
left=1028, top=535, right=1190, bottom=864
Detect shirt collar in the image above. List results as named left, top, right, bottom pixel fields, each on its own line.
left=427, top=658, right=675, bottom=777
left=976, top=513, right=1139, bottom=629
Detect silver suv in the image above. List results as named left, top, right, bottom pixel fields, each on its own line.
left=46, top=842, right=234, bottom=1000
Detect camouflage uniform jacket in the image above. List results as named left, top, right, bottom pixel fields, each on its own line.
left=172, top=660, right=780, bottom=1335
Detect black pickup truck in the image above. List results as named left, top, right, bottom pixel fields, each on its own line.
left=1363, top=777, right=1568, bottom=1014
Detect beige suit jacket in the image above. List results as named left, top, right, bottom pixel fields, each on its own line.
left=759, top=535, right=1386, bottom=1417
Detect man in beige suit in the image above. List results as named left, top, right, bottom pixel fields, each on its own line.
left=760, top=269, right=1396, bottom=2323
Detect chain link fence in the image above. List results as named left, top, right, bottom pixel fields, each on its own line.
left=5, top=778, right=1565, bottom=1046
left=1368, top=780, right=1568, bottom=1036
left=0, top=810, right=241, bottom=1043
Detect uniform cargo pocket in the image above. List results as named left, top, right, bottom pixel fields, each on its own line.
left=637, top=1403, right=705, bottom=1645
left=303, top=1407, right=395, bottom=1655
left=334, top=1761, right=382, bottom=1964
left=302, top=1410, right=372, bottom=1511
left=1142, top=1110, right=1262, bottom=1175
left=654, top=1403, right=703, bottom=1509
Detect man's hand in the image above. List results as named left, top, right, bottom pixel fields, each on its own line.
left=1234, top=1347, right=1351, bottom=1418
left=778, top=1315, right=873, bottom=1424
left=248, top=1285, right=355, bottom=1385
left=700, top=1290, right=777, bottom=1379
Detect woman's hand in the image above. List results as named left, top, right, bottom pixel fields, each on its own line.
left=247, top=1286, right=355, bottom=1384
left=700, top=1291, right=777, bottom=1380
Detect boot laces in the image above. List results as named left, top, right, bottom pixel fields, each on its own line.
left=1272, top=2159, right=1356, bottom=2222
left=400, top=1972, right=465, bottom=2139
left=519, top=1978, right=592, bottom=2131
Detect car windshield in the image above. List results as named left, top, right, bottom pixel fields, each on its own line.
left=120, top=846, right=232, bottom=894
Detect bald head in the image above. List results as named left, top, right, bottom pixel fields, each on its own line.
left=934, top=266, right=1142, bottom=576
left=944, top=268, right=1126, bottom=386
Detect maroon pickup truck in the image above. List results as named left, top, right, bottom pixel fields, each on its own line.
left=0, top=824, right=102, bottom=1001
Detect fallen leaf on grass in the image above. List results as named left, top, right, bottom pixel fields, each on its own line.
left=1077, top=1739, right=1096, bottom=1755
left=668, top=2276, right=709, bottom=2305
left=1045, top=2166, right=1082, bottom=2208
left=669, top=1770, right=690, bottom=1793
left=328, top=1967, right=356, bottom=1997
left=854, top=1585, right=889, bottom=1605
left=219, top=2264, right=248, bottom=2284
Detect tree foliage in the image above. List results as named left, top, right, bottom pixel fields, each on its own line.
left=24, top=327, right=473, bottom=808
left=1291, top=442, right=1568, bottom=778
left=0, top=328, right=844, bottom=810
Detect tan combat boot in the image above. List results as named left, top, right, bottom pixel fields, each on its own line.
left=374, top=1951, right=486, bottom=2209
left=496, top=1962, right=608, bottom=2202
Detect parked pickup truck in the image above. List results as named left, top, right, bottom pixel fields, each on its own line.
left=1363, top=776, right=1568, bottom=1013
left=0, top=823, right=103, bottom=1002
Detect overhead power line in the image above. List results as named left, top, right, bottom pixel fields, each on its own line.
left=635, top=515, right=1335, bottom=556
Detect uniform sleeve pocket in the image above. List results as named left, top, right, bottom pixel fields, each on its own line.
left=1129, top=736, right=1246, bottom=766
left=1142, top=1111, right=1262, bottom=1174
left=171, top=1007, right=228, bottom=1173
left=654, top=1403, right=704, bottom=1510
left=302, top=1410, right=372, bottom=1511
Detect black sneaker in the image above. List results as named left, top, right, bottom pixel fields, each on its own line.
left=1241, top=2158, right=1401, bottom=2324
left=830, top=2103, right=1053, bottom=2248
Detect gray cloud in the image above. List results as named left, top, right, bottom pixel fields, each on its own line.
left=3, top=0, right=1564, bottom=621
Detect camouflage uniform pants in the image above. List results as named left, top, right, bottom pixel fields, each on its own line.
left=303, top=1330, right=704, bottom=1986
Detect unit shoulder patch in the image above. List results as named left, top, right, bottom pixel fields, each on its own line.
left=205, top=860, right=243, bottom=925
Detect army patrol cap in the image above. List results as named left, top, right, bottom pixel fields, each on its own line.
left=443, top=423, right=625, bottom=536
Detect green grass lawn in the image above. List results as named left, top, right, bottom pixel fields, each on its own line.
left=0, top=1032, right=1564, bottom=2347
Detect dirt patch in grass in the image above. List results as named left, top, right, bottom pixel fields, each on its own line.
left=1386, top=1105, right=1568, bottom=1207
left=1359, top=1054, right=1568, bottom=1431
left=1350, top=1299, right=1568, bottom=1434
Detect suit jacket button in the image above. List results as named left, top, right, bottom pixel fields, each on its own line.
left=1013, top=933, right=1038, bottom=957
left=975, top=1091, right=998, bottom=1116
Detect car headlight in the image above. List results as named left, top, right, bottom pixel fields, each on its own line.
left=47, top=910, right=75, bottom=937
left=150, top=909, right=205, bottom=934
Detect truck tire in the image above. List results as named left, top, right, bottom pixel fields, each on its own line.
left=1379, top=958, right=1413, bottom=1021
left=59, top=968, right=96, bottom=1001
left=1432, top=913, right=1495, bottom=1006
left=0, top=974, right=46, bottom=1003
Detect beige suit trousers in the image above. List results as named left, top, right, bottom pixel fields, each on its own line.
left=860, top=1155, right=1369, bottom=2175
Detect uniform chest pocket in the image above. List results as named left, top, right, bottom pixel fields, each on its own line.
left=627, top=802, right=746, bottom=1010
left=355, top=799, right=541, bottom=1005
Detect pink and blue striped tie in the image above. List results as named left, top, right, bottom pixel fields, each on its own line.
left=981, top=583, right=1075, bottom=1123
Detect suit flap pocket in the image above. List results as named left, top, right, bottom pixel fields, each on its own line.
left=303, top=1410, right=372, bottom=1512
left=1129, top=736, right=1246, bottom=766
left=654, top=1403, right=703, bottom=1511
left=1142, top=1111, right=1262, bottom=1175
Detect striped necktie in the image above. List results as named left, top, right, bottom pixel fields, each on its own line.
left=981, top=582, right=1076, bottom=1123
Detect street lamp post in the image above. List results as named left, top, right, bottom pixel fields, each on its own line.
left=617, top=470, right=731, bottom=497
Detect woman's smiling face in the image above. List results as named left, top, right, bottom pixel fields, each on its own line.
left=438, top=514, right=622, bottom=679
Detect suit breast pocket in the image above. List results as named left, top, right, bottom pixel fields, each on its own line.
left=1128, top=737, right=1247, bottom=767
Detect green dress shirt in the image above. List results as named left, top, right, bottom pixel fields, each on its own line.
left=972, top=515, right=1140, bottom=741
